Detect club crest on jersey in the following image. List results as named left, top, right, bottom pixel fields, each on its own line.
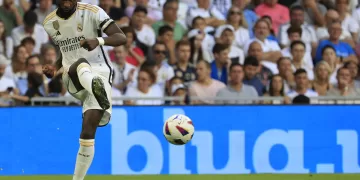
left=52, top=20, right=59, bottom=30
left=77, top=24, right=83, bottom=32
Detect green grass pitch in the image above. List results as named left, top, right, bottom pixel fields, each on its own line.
left=0, top=174, right=359, bottom=180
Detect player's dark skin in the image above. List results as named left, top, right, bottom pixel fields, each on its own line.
left=43, top=0, right=126, bottom=140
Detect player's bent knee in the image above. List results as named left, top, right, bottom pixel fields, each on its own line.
left=69, top=58, right=91, bottom=74
left=79, top=139, right=94, bottom=147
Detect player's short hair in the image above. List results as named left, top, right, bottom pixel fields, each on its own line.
left=229, top=62, right=242, bottom=72
left=290, top=40, right=306, bottom=50
left=294, top=68, right=307, bottom=76
left=133, top=5, right=148, bottom=14
left=159, top=25, right=173, bottom=36
left=212, top=43, right=228, bottom=54
left=163, top=0, right=178, bottom=8
left=121, top=26, right=137, bottom=42
left=24, top=10, right=38, bottom=27
left=243, top=56, right=259, bottom=67
left=176, top=40, right=190, bottom=50
left=287, top=26, right=302, bottom=36
left=21, top=37, right=35, bottom=46
left=25, top=54, right=40, bottom=66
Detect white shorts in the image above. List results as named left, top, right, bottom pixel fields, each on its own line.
left=62, top=66, right=113, bottom=127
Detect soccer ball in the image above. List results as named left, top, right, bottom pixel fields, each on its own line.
left=163, top=114, right=194, bottom=145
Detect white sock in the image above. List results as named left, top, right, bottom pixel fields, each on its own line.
left=73, top=139, right=95, bottom=180
left=77, top=64, right=95, bottom=94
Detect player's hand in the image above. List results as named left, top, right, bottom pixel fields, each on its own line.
left=42, top=64, right=56, bottom=79
left=80, top=39, right=99, bottom=51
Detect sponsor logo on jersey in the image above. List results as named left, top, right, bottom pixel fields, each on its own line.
left=53, top=20, right=59, bottom=30
left=57, top=35, right=86, bottom=53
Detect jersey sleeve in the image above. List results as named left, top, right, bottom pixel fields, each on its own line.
left=93, top=6, right=114, bottom=32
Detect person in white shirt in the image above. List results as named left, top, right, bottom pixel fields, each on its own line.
left=112, top=46, right=137, bottom=94
left=214, top=24, right=244, bottom=64
left=11, top=10, right=48, bottom=54
left=244, top=19, right=282, bottom=74
left=278, top=5, right=317, bottom=51
left=152, top=41, right=175, bottom=91
left=226, top=6, right=250, bottom=49
left=124, top=67, right=163, bottom=105
left=131, top=5, right=156, bottom=47
left=0, top=55, right=17, bottom=106
left=34, top=0, right=57, bottom=24
left=190, top=17, right=215, bottom=61
left=336, top=0, right=359, bottom=43
left=317, top=9, right=353, bottom=44
left=290, top=40, right=314, bottom=80
left=287, top=68, right=318, bottom=104
left=186, top=0, right=226, bottom=28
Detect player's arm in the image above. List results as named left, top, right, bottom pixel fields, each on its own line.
left=102, top=22, right=127, bottom=47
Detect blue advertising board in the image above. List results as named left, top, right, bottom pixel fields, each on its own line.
left=0, top=106, right=359, bottom=175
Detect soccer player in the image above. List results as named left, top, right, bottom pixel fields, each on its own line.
left=42, top=0, right=126, bottom=179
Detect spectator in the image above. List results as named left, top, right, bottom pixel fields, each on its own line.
left=290, top=40, right=314, bottom=80
left=263, top=74, right=291, bottom=104
left=292, top=94, right=310, bottom=104
left=316, top=9, right=353, bottom=43
left=34, top=0, right=56, bottom=24
left=157, top=25, right=176, bottom=64
left=126, top=0, right=162, bottom=24
left=152, top=41, right=174, bottom=91
left=216, top=62, right=258, bottom=104
left=189, top=60, right=225, bottom=104
left=321, top=45, right=342, bottom=84
left=314, top=21, right=357, bottom=64
left=343, top=61, right=360, bottom=88
left=0, top=0, right=24, bottom=37
left=116, top=26, right=145, bottom=67
left=47, top=74, right=65, bottom=97
left=260, top=15, right=279, bottom=42
left=287, top=68, right=319, bottom=103
left=168, top=76, right=184, bottom=96
left=170, top=83, right=187, bottom=105
left=172, top=40, right=196, bottom=84
left=281, top=26, right=313, bottom=68
left=131, top=6, right=156, bottom=47
left=278, top=5, right=317, bottom=51
left=0, top=20, right=13, bottom=58
left=327, top=67, right=359, bottom=96
left=11, top=10, right=48, bottom=54
left=247, top=41, right=273, bottom=84
left=187, top=29, right=212, bottom=64
left=312, top=61, right=333, bottom=96
left=215, top=25, right=245, bottom=64
left=336, top=0, right=359, bottom=43
left=244, top=19, right=282, bottom=74
left=112, top=46, right=137, bottom=94
left=291, top=0, right=326, bottom=26
left=213, top=0, right=231, bottom=16
left=0, top=55, right=17, bottom=106
left=40, top=43, right=57, bottom=65
left=255, top=0, right=290, bottom=35
left=4, top=45, right=29, bottom=81
left=210, top=43, right=230, bottom=84
left=242, top=56, right=265, bottom=96
left=99, top=0, right=129, bottom=25
left=20, top=36, right=35, bottom=55
left=124, top=67, right=163, bottom=105
left=152, top=0, right=186, bottom=42
left=190, top=17, right=216, bottom=59
left=226, top=6, right=250, bottom=49
left=111, top=75, right=123, bottom=105
left=16, top=54, right=44, bottom=95
left=186, top=0, right=226, bottom=28
left=277, top=57, right=295, bottom=93
left=231, top=0, right=258, bottom=37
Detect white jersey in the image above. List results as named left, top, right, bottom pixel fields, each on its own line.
left=43, top=3, right=114, bottom=72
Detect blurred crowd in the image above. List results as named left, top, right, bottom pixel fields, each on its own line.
left=1, top=0, right=360, bottom=106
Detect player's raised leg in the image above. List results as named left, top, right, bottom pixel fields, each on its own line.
left=73, top=110, right=103, bottom=180
left=69, top=58, right=110, bottom=110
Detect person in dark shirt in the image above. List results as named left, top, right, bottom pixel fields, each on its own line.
left=243, top=56, right=266, bottom=96
left=99, top=0, right=129, bottom=25
left=172, top=40, right=196, bottom=85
